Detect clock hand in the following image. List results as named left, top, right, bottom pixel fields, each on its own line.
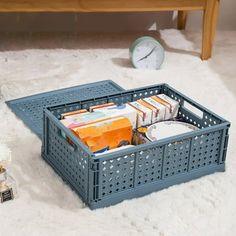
left=137, top=46, right=157, bottom=62
left=146, top=46, right=157, bottom=58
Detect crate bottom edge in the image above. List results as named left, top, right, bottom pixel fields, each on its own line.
left=88, top=163, right=225, bottom=209
left=42, top=153, right=225, bottom=210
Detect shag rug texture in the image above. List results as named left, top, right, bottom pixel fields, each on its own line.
left=0, top=30, right=236, bottom=236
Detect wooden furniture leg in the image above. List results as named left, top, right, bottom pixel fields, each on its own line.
left=201, top=0, right=220, bottom=60
left=177, top=11, right=188, bottom=30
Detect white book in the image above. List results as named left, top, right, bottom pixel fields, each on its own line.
left=128, top=101, right=152, bottom=127
left=152, top=94, right=179, bottom=120
left=89, top=104, right=137, bottom=129
left=142, top=97, right=166, bottom=123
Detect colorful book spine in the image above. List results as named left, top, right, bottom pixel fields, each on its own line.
left=89, top=102, right=114, bottom=112
left=61, top=109, right=88, bottom=119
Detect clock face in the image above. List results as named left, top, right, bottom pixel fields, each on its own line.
left=130, top=36, right=164, bottom=70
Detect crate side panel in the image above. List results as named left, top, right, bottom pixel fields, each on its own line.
left=46, top=119, right=89, bottom=199
left=81, top=98, right=109, bottom=110
left=164, top=86, right=223, bottom=128
left=99, top=152, right=136, bottom=198
left=189, top=130, right=222, bottom=170
left=163, top=139, right=191, bottom=178
left=51, top=103, right=82, bottom=119
left=132, top=87, right=163, bottom=101
left=136, top=147, right=163, bottom=186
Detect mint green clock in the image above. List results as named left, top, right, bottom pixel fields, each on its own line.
left=129, top=36, right=164, bottom=70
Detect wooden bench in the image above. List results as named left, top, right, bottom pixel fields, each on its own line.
left=0, top=0, right=220, bottom=60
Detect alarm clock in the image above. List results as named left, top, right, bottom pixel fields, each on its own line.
left=129, top=36, right=164, bottom=70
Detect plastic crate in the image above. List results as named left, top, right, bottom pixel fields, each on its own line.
left=42, top=83, right=230, bottom=209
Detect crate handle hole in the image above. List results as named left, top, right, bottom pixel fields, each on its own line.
left=59, top=129, right=77, bottom=152
left=183, top=101, right=203, bottom=119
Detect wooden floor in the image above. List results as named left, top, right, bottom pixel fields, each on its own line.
left=0, top=0, right=220, bottom=60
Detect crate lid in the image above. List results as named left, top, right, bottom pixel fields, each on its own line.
left=6, top=80, right=124, bottom=139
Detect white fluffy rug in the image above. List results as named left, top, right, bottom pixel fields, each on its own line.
left=0, top=30, right=236, bottom=236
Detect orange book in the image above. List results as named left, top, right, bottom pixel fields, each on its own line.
left=72, top=117, right=132, bottom=153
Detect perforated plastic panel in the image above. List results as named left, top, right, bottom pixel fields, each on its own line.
left=136, top=147, right=163, bottom=185
left=42, top=83, right=230, bottom=209
left=100, top=153, right=135, bottom=197
left=6, top=80, right=124, bottom=139
left=163, top=140, right=190, bottom=178
left=45, top=114, right=89, bottom=201
left=189, top=131, right=222, bottom=170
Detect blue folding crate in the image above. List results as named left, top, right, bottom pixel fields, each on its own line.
left=42, top=83, right=230, bottom=209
